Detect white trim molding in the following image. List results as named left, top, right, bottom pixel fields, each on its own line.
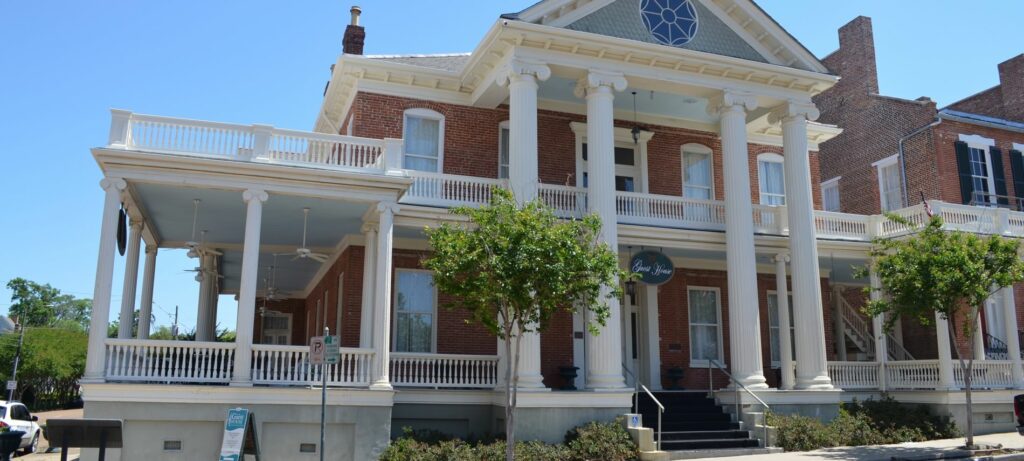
left=959, top=133, right=996, bottom=148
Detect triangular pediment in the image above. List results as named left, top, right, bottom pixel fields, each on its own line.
left=512, top=0, right=827, bottom=73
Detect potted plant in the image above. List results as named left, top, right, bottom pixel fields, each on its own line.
left=558, top=365, right=580, bottom=390
left=665, top=366, right=685, bottom=390
left=0, top=425, right=25, bottom=461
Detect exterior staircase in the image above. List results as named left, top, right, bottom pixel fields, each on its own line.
left=636, top=391, right=766, bottom=458
left=839, top=297, right=914, bottom=361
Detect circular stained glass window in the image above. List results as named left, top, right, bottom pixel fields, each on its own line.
left=639, top=0, right=699, bottom=47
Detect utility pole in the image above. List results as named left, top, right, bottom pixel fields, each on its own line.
left=172, top=305, right=179, bottom=339
left=7, top=319, right=25, bottom=403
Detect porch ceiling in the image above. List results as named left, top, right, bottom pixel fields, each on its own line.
left=538, top=75, right=716, bottom=124
left=132, top=182, right=371, bottom=296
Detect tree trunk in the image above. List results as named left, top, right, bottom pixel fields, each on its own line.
left=948, top=317, right=976, bottom=449
left=504, top=322, right=515, bottom=461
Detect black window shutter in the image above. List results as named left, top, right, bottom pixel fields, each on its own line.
left=1011, top=149, right=1024, bottom=209
left=990, top=147, right=1008, bottom=205
left=954, top=141, right=973, bottom=204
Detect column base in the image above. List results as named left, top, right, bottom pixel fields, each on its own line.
left=585, top=373, right=626, bottom=390
left=515, top=373, right=546, bottom=390
left=795, top=375, right=834, bottom=390
left=370, top=381, right=394, bottom=391
left=733, top=372, right=769, bottom=390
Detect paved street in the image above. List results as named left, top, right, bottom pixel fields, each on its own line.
left=19, top=409, right=82, bottom=461
left=725, top=432, right=1024, bottom=460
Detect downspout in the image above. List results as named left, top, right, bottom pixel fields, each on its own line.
left=898, top=117, right=942, bottom=206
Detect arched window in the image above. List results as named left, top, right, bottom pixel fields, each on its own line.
left=402, top=108, right=444, bottom=172
left=757, top=153, right=785, bottom=206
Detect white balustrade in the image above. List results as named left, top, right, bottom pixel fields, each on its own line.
left=105, top=339, right=236, bottom=384
left=539, top=184, right=589, bottom=218
left=402, top=172, right=506, bottom=207
left=886, top=360, right=940, bottom=390
left=251, top=345, right=374, bottom=386
left=886, top=335, right=915, bottom=361
left=390, top=353, right=498, bottom=389
left=815, top=211, right=870, bottom=240
left=828, top=361, right=881, bottom=389
left=752, top=205, right=785, bottom=234
left=953, top=360, right=1016, bottom=389
left=615, top=191, right=725, bottom=229
left=115, top=112, right=384, bottom=171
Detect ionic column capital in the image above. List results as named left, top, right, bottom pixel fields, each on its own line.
left=145, top=244, right=158, bottom=255
left=361, top=222, right=379, bottom=234
left=242, top=189, right=269, bottom=204
left=767, top=100, right=820, bottom=125
left=774, top=252, right=791, bottom=264
left=376, top=201, right=400, bottom=216
left=100, top=177, right=127, bottom=193
left=496, top=58, right=551, bottom=87
left=707, top=90, right=758, bottom=116
left=128, top=218, right=145, bottom=231
left=573, top=70, right=628, bottom=98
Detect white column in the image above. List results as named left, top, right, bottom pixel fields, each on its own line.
left=770, top=101, right=832, bottom=390
left=708, top=91, right=767, bottom=389
left=774, top=254, right=795, bottom=390
left=371, top=202, right=398, bottom=390
left=231, top=189, right=268, bottom=386
left=514, top=326, right=546, bottom=389
left=84, top=177, right=127, bottom=382
left=935, top=313, right=956, bottom=390
left=137, top=244, right=157, bottom=339
left=195, top=253, right=213, bottom=341
left=359, top=225, right=377, bottom=349
left=974, top=315, right=986, bottom=361
left=645, top=284, right=662, bottom=390
left=117, top=219, right=144, bottom=339
left=1001, top=286, right=1024, bottom=387
left=869, top=270, right=887, bottom=390
left=497, top=58, right=550, bottom=202
left=576, top=70, right=628, bottom=389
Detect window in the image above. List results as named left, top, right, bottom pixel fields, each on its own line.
left=498, top=122, right=510, bottom=179
left=571, top=122, right=651, bottom=193
left=874, top=155, right=903, bottom=211
left=261, top=313, right=292, bottom=345
left=682, top=145, right=714, bottom=200
left=402, top=109, right=444, bottom=172
left=757, top=153, right=785, bottom=205
left=767, top=292, right=795, bottom=367
left=968, top=146, right=993, bottom=204
left=688, top=288, right=722, bottom=365
left=581, top=144, right=639, bottom=191
left=821, top=178, right=840, bottom=212
left=394, top=270, right=436, bottom=353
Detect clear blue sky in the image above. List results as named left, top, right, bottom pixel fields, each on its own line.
left=1, top=1, right=1021, bottom=333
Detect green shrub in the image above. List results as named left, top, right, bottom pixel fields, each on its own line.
left=381, top=420, right=635, bottom=461
left=768, top=396, right=960, bottom=452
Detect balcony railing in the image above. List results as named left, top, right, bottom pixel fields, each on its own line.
left=251, top=344, right=374, bottom=387
left=828, top=360, right=1020, bottom=390
left=106, top=112, right=1024, bottom=242
left=105, top=339, right=236, bottom=384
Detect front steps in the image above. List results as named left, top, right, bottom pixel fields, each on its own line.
left=635, top=391, right=764, bottom=453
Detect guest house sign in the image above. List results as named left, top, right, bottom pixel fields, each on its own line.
left=630, top=250, right=674, bottom=285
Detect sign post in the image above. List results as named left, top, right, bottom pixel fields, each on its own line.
left=310, top=328, right=339, bottom=461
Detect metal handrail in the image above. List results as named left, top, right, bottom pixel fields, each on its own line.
left=622, top=364, right=664, bottom=451
left=708, top=359, right=770, bottom=447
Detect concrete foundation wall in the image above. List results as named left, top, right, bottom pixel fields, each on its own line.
left=81, top=400, right=391, bottom=461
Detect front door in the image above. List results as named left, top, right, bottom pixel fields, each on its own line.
left=622, top=287, right=641, bottom=387
left=580, top=144, right=641, bottom=192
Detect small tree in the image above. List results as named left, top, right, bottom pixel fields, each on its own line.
left=6, top=278, right=92, bottom=330
left=0, top=327, right=88, bottom=410
left=424, top=188, right=629, bottom=460
left=861, top=215, right=1024, bottom=448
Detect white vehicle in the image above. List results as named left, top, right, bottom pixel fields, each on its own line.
left=0, top=401, right=40, bottom=454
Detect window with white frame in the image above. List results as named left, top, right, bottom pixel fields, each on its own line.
left=688, top=287, right=722, bottom=365
left=968, top=146, right=993, bottom=204
left=261, top=312, right=292, bottom=345
left=682, top=144, right=714, bottom=200
left=394, top=270, right=436, bottom=353
left=821, top=178, right=841, bottom=212
left=402, top=108, right=444, bottom=172
left=767, top=292, right=795, bottom=367
left=874, top=155, right=903, bottom=211
left=498, top=122, right=510, bottom=179
left=757, top=153, right=786, bottom=205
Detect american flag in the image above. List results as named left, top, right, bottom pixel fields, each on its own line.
left=921, top=191, right=933, bottom=217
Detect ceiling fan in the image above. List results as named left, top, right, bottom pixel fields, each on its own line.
left=184, top=199, right=223, bottom=259
left=261, top=255, right=286, bottom=302
left=183, top=264, right=224, bottom=283
left=279, top=207, right=329, bottom=263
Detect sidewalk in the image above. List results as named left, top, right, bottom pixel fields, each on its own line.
left=720, top=432, right=1024, bottom=460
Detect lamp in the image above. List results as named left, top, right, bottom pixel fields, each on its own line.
left=625, top=245, right=637, bottom=304
left=631, top=92, right=641, bottom=144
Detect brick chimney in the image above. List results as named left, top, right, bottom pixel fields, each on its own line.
left=834, top=16, right=879, bottom=95
left=998, top=54, right=1024, bottom=122
left=342, top=6, right=365, bottom=55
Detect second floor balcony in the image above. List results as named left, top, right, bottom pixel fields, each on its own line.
left=103, top=110, right=1024, bottom=243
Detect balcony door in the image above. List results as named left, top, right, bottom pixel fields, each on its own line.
left=579, top=143, right=641, bottom=192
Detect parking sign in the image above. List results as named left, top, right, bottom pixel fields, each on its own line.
left=310, top=336, right=325, bottom=365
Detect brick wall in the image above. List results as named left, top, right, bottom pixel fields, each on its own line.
left=348, top=91, right=824, bottom=208
left=927, top=120, right=1024, bottom=204
left=252, top=298, right=307, bottom=346
left=304, top=246, right=364, bottom=347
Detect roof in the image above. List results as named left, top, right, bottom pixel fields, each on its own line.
left=939, top=109, right=1024, bottom=133
left=365, top=54, right=471, bottom=73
